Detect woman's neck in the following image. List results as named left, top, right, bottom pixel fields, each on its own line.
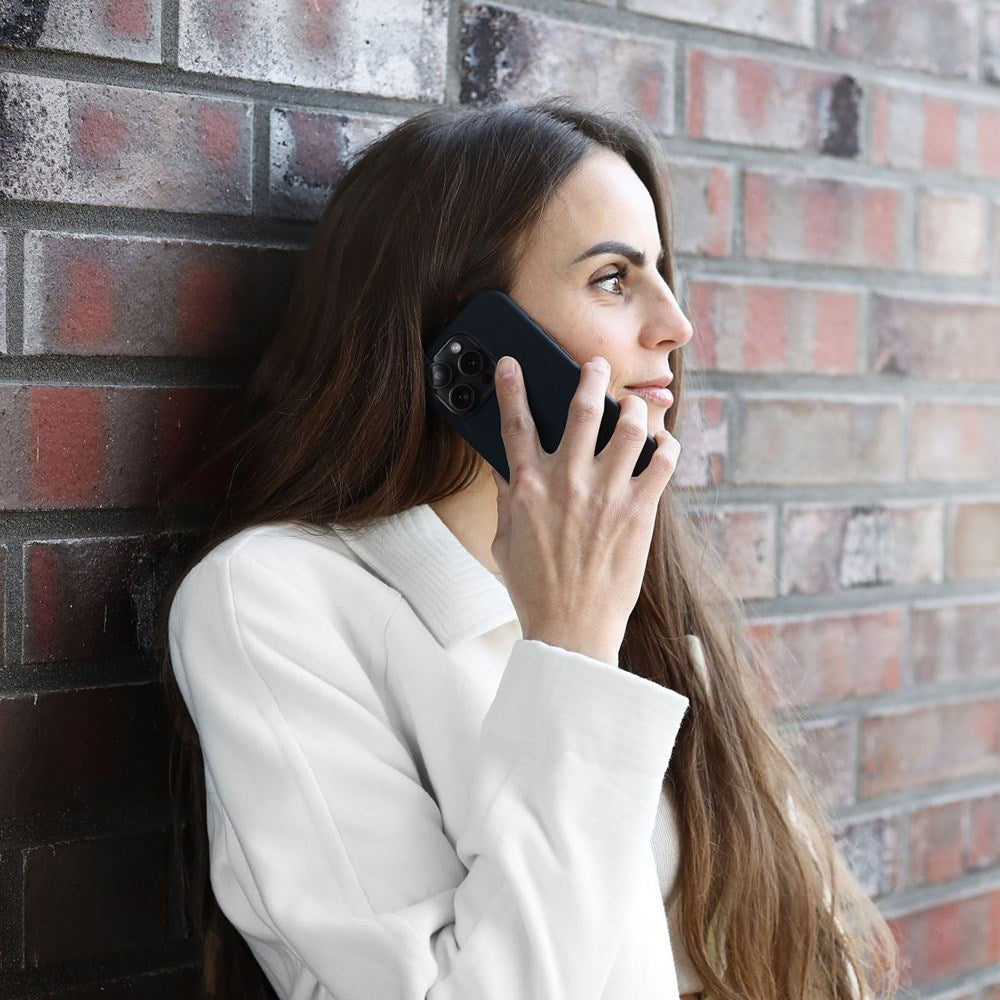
left=428, top=462, right=501, bottom=575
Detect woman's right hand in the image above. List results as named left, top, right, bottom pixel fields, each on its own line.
left=489, top=354, right=681, bottom=668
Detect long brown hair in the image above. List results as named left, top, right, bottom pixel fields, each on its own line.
left=156, top=97, right=900, bottom=999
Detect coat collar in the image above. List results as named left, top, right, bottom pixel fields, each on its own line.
left=332, top=503, right=519, bottom=649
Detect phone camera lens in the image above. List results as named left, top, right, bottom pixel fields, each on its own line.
left=449, top=384, right=476, bottom=413
left=430, top=362, right=452, bottom=388
left=458, top=350, right=484, bottom=377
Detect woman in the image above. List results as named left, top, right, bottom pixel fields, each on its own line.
left=159, top=97, right=900, bottom=1000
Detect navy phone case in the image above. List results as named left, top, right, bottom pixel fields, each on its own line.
left=423, top=289, right=658, bottom=482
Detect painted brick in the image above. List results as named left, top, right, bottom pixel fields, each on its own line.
left=911, top=403, right=1000, bottom=482
left=623, top=0, right=814, bottom=46
left=918, top=191, right=988, bottom=275
left=22, top=533, right=194, bottom=663
left=832, top=812, right=902, bottom=899
left=912, top=599, right=1000, bottom=685
left=949, top=501, right=1000, bottom=582
left=0, top=0, right=160, bottom=62
left=24, top=970, right=200, bottom=1000
left=687, top=47, right=860, bottom=157
left=750, top=609, right=903, bottom=708
left=0, top=73, right=252, bottom=214
left=23, top=830, right=169, bottom=967
left=822, top=0, right=978, bottom=79
left=0, top=385, right=240, bottom=510
left=735, top=397, right=903, bottom=486
left=744, top=170, right=907, bottom=269
left=781, top=502, right=942, bottom=595
left=871, top=294, right=1000, bottom=382
left=668, top=159, right=733, bottom=257
left=872, top=86, right=1000, bottom=179
left=688, top=278, right=862, bottom=374
left=986, top=3, right=1000, bottom=84
left=686, top=506, right=777, bottom=600
left=861, top=699, right=1000, bottom=797
left=968, top=794, right=1000, bottom=870
left=673, top=392, right=727, bottom=488
left=178, top=0, right=446, bottom=101
left=0, top=685, right=168, bottom=817
left=886, top=889, right=1000, bottom=982
left=23, top=232, right=300, bottom=358
left=785, top=717, right=856, bottom=810
left=270, top=108, right=400, bottom=221
left=909, top=800, right=966, bottom=886
left=459, top=5, right=675, bottom=134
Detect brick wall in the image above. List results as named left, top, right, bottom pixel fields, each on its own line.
left=1, top=0, right=998, bottom=997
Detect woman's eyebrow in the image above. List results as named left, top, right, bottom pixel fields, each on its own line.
left=571, top=240, right=666, bottom=270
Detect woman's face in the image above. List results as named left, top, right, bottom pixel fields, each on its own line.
left=507, top=147, right=693, bottom=434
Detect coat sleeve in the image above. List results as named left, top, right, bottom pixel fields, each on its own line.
left=167, top=545, right=690, bottom=1000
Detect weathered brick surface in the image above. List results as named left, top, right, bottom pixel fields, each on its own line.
left=0, top=685, right=168, bottom=817
left=912, top=599, right=1000, bottom=685
left=179, top=0, right=447, bottom=101
left=624, top=0, right=814, bottom=46
left=750, top=609, right=903, bottom=708
left=23, top=830, right=170, bottom=967
left=968, top=794, right=1000, bottom=871
left=781, top=503, right=942, bottom=594
left=460, top=5, right=675, bottom=134
left=669, top=159, right=733, bottom=257
left=908, top=799, right=966, bottom=887
left=24, top=232, right=300, bottom=358
left=0, top=385, right=240, bottom=510
left=911, top=403, right=1000, bottom=482
left=949, top=501, right=1000, bottom=582
left=986, top=3, right=1000, bottom=84
left=918, top=191, right=989, bottom=275
left=0, top=73, right=252, bottom=213
left=886, top=889, right=1000, bottom=981
left=270, top=109, right=400, bottom=220
left=871, top=295, right=1000, bottom=383
left=871, top=86, right=1000, bottom=179
left=687, top=48, right=860, bottom=157
left=833, top=812, right=902, bottom=899
left=688, top=278, right=862, bottom=374
left=686, top=506, right=777, bottom=600
left=786, top=717, right=856, bottom=810
left=735, top=397, right=903, bottom=485
left=0, top=0, right=160, bottom=62
left=744, top=170, right=907, bottom=269
left=861, top=700, right=1000, bottom=798
left=673, top=393, right=727, bottom=488
left=822, top=0, right=979, bottom=78
left=0, top=231, right=7, bottom=351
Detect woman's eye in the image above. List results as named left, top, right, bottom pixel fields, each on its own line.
left=594, top=266, right=627, bottom=295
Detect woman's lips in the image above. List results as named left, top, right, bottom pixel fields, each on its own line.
left=625, top=386, right=674, bottom=407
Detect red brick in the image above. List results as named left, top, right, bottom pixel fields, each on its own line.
left=686, top=506, right=777, bottom=600
left=785, top=717, right=856, bottom=810
left=0, top=73, right=251, bottom=213
left=886, top=889, right=1000, bottom=983
left=687, top=48, right=852, bottom=154
left=673, top=392, right=727, bottom=488
left=270, top=109, right=400, bottom=221
left=24, top=232, right=300, bottom=357
left=0, top=385, right=240, bottom=510
left=669, top=159, right=733, bottom=257
left=23, top=830, right=169, bottom=968
left=967, top=794, right=1000, bottom=870
left=460, top=6, right=675, bottom=135
left=911, top=403, right=1000, bottom=482
left=861, top=699, right=1000, bottom=798
left=744, top=170, right=906, bottom=269
left=918, top=192, right=988, bottom=275
left=950, top=501, right=1000, bottom=582
left=912, top=599, right=1000, bottom=685
left=750, top=609, right=903, bottom=708
left=737, top=398, right=903, bottom=486
left=688, top=279, right=861, bottom=374
left=180, top=0, right=446, bottom=100
left=624, top=0, right=814, bottom=45
left=909, top=800, right=966, bottom=886
left=0, top=0, right=159, bottom=60
left=822, top=0, right=978, bottom=78
left=0, top=685, right=168, bottom=817
left=871, top=295, right=1000, bottom=382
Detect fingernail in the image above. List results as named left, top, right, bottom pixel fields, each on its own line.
left=496, top=356, right=515, bottom=379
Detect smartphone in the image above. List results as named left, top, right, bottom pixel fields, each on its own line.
left=423, top=289, right=659, bottom=483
